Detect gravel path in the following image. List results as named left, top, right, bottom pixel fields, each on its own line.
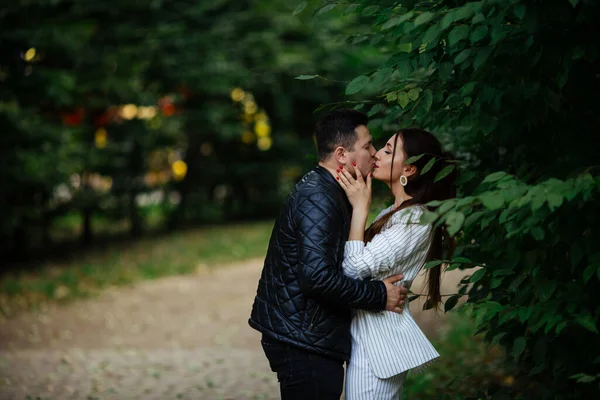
left=0, top=259, right=467, bottom=399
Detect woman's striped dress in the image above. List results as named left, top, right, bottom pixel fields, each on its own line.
left=342, top=205, right=439, bottom=400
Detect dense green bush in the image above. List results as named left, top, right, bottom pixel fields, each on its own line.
left=299, top=0, right=599, bottom=398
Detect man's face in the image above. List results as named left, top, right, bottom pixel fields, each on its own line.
left=346, top=125, right=376, bottom=178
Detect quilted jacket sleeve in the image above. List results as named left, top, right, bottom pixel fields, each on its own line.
left=295, top=191, right=387, bottom=311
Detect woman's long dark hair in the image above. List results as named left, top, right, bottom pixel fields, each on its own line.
left=364, top=128, right=457, bottom=308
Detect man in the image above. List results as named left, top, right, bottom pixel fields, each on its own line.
left=249, top=109, right=408, bottom=399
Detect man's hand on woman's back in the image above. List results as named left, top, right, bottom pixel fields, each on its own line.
left=382, top=274, right=408, bottom=313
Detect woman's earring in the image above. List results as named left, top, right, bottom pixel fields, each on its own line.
left=400, top=175, right=408, bottom=186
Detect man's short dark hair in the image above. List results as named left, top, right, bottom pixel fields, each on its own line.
left=314, top=108, right=368, bottom=161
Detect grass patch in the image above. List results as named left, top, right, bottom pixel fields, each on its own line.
left=0, top=220, right=274, bottom=318
left=404, top=309, right=515, bottom=399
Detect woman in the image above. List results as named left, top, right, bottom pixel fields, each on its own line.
left=336, top=128, right=457, bottom=399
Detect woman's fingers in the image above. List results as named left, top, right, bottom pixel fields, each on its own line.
left=336, top=173, right=348, bottom=189
left=338, top=169, right=352, bottom=187
left=340, top=168, right=355, bottom=184
left=353, top=163, right=364, bottom=183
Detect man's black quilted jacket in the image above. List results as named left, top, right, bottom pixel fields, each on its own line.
left=248, top=166, right=387, bottom=361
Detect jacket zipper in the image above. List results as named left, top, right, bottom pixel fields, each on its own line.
left=308, top=306, right=321, bottom=331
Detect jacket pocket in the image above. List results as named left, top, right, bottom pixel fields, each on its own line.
left=307, top=306, right=322, bottom=331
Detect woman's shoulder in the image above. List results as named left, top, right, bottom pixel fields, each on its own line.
left=373, top=205, right=394, bottom=223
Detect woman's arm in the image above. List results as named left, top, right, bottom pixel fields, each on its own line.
left=342, top=208, right=432, bottom=280
left=337, top=164, right=371, bottom=243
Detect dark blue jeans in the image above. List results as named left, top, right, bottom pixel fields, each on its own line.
left=261, top=335, right=345, bottom=400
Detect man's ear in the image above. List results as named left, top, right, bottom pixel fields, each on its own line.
left=404, top=163, right=417, bottom=178
left=333, top=146, right=347, bottom=165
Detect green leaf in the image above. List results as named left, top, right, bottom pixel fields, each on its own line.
left=423, top=24, right=441, bottom=44
left=396, top=59, right=413, bottom=77
left=454, top=5, right=475, bottom=21
left=490, top=23, right=508, bottom=44
left=423, top=89, right=433, bottom=111
left=531, top=227, right=545, bottom=241
left=444, top=294, right=460, bottom=313
left=470, top=25, right=489, bottom=43
left=492, top=332, right=506, bottom=345
left=483, top=171, right=508, bottom=183
left=316, top=4, right=337, bottom=16
left=345, top=76, right=370, bottom=95
left=446, top=211, right=465, bottom=236
left=386, top=92, right=398, bottom=102
left=583, top=264, right=596, bottom=283
left=381, top=12, right=414, bottom=30
left=545, top=314, right=562, bottom=334
left=556, top=321, right=568, bottom=334
left=472, top=13, right=485, bottom=24
left=448, top=25, right=469, bottom=46
left=292, top=2, right=307, bottom=16
left=424, top=259, right=444, bottom=270
left=576, top=375, right=597, bottom=384
left=397, top=92, right=410, bottom=108
left=408, top=294, right=421, bottom=302
left=454, top=49, right=472, bottom=65
left=438, top=199, right=456, bottom=215
left=518, top=307, right=533, bottom=323
left=421, top=157, right=436, bottom=174
left=419, top=210, right=439, bottom=224
left=512, top=337, right=527, bottom=359
left=407, top=88, right=420, bottom=101
left=371, top=68, right=393, bottom=89
left=368, top=103, right=386, bottom=117
left=362, top=5, right=379, bottom=16
left=398, top=42, right=413, bottom=53
left=414, top=12, right=435, bottom=26
left=435, top=164, right=456, bottom=182
left=465, top=211, right=484, bottom=227
left=547, top=193, right=564, bottom=211
left=461, top=82, right=477, bottom=96
left=536, top=281, right=556, bottom=302
left=470, top=268, right=486, bottom=283
left=440, top=11, right=457, bottom=30
left=481, top=213, right=495, bottom=229
left=474, top=47, right=493, bottom=71
left=568, top=0, right=580, bottom=7
left=513, top=4, right=526, bottom=20
left=576, top=315, right=599, bottom=333
left=295, top=74, right=319, bottom=80
left=452, top=256, right=472, bottom=264
left=405, top=154, right=425, bottom=164
left=480, top=191, right=505, bottom=210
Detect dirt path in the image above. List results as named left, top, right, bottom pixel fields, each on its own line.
left=0, top=259, right=468, bottom=399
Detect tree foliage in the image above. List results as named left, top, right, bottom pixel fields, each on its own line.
left=0, top=0, right=373, bottom=259
left=299, top=0, right=599, bottom=398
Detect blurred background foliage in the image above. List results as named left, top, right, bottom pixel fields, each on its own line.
left=1, top=0, right=383, bottom=261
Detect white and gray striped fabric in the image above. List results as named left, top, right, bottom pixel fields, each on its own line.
left=342, top=205, right=440, bottom=398
left=346, top=333, right=409, bottom=400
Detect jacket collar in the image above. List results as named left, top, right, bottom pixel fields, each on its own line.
left=314, top=165, right=351, bottom=210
